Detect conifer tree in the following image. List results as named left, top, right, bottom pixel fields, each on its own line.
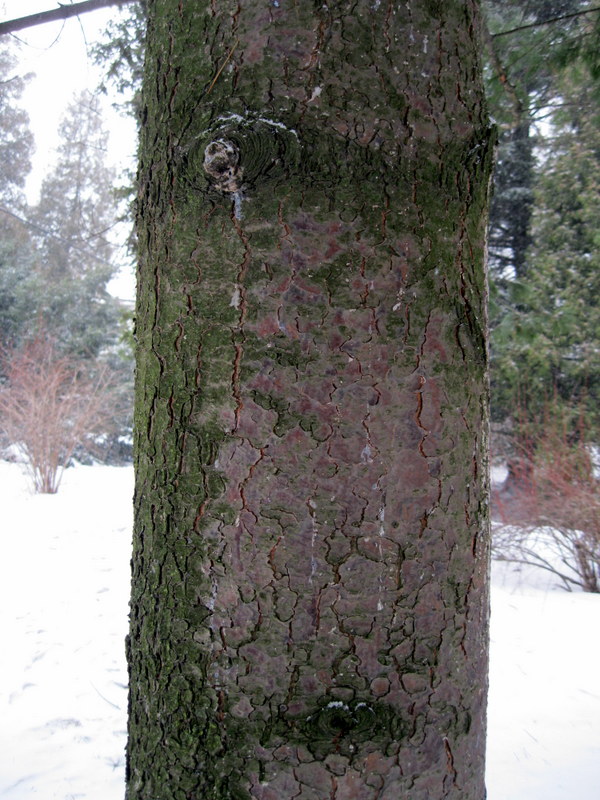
left=492, top=72, right=600, bottom=431
left=29, top=90, right=124, bottom=358
left=0, top=43, right=34, bottom=206
left=483, top=1, right=600, bottom=434
left=483, top=0, right=582, bottom=284
left=0, top=41, right=37, bottom=348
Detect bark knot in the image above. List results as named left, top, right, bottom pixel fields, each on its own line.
left=203, top=138, right=243, bottom=193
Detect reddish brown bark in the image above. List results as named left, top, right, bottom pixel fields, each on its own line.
left=127, top=1, right=494, bottom=798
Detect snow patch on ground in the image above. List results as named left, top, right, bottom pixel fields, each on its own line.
left=0, top=461, right=132, bottom=800
left=491, top=462, right=509, bottom=486
left=0, top=459, right=598, bottom=799
left=487, top=568, right=600, bottom=800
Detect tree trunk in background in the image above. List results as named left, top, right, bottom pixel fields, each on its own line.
left=488, top=118, right=533, bottom=280
left=127, top=1, right=495, bottom=798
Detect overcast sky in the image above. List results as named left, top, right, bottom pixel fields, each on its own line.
left=1, top=1, right=138, bottom=299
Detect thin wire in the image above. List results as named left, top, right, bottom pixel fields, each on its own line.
left=206, top=38, right=239, bottom=95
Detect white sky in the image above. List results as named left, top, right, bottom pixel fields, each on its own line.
left=0, top=0, right=138, bottom=300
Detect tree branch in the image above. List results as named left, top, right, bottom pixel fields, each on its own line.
left=482, top=18, right=524, bottom=122
left=0, top=0, right=138, bottom=36
left=0, top=206, right=117, bottom=268
left=492, top=5, right=600, bottom=38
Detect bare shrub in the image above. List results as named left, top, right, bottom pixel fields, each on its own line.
left=494, top=409, right=600, bottom=593
left=0, top=333, right=117, bottom=493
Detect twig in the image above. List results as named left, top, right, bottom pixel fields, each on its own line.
left=492, top=6, right=600, bottom=39
left=0, top=0, right=136, bottom=36
left=206, top=38, right=239, bottom=96
left=90, top=681, right=121, bottom=710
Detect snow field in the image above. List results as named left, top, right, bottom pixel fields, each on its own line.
left=0, top=461, right=132, bottom=800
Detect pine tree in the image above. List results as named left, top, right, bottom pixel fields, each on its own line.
left=29, top=90, right=124, bottom=358
left=483, top=0, right=583, bottom=284
left=493, top=71, right=600, bottom=431
left=0, top=220, right=38, bottom=347
left=483, top=1, right=600, bottom=435
left=0, top=43, right=34, bottom=207
left=0, top=41, right=38, bottom=349
left=93, top=0, right=147, bottom=119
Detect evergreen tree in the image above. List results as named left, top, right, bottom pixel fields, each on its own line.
left=93, top=0, right=147, bottom=280
left=0, top=41, right=38, bottom=349
left=0, top=43, right=34, bottom=207
left=93, top=0, right=147, bottom=120
left=483, top=1, right=600, bottom=436
left=483, top=0, right=583, bottom=284
left=29, top=90, right=124, bottom=358
left=0, top=218, right=38, bottom=347
left=492, top=72, right=600, bottom=431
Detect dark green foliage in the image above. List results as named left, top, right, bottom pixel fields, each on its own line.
left=0, top=42, right=37, bottom=349
left=487, top=122, right=533, bottom=280
left=492, top=74, right=600, bottom=431
left=544, top=5, right=600, bottom=95
left=93, top=0, right=147, bottom=120
left=0, top=216, right=38, bottom=347
left=484, top=2, right=600, bottom=439
left=0, top=44, right=34, bottom=206
left=483, top=0, right=585, bottom=283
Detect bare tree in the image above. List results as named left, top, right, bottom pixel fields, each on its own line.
left=494, top=412, right=600, bottom=592
left=0, top=333, right=116, bottom=493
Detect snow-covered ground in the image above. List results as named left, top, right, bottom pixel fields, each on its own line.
left=489, top=558, right=599, bottom=799
left=0, top=460, right=598, bottom=799
left=0, top=461, right=131, bottom=800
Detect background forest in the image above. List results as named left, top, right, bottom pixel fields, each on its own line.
left=483, top=0, right=600, bottom=591
left=486, top=0, right=600, bottom=432
left=0, top=27, right=135, bottom=485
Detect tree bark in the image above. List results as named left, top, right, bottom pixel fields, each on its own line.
left=127, top=1, right=495, bottom=798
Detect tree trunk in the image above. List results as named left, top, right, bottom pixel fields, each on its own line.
left=488, top=118, right=533, bottom=280
left=127, top=2, right=495, bottom=798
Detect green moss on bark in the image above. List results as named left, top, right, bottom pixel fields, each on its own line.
left=128, top=1, right=493, bottom=798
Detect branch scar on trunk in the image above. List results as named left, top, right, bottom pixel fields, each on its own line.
left=203, top=138, right=243, bottom=193
left=203, top=138, right=244, bottom=219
